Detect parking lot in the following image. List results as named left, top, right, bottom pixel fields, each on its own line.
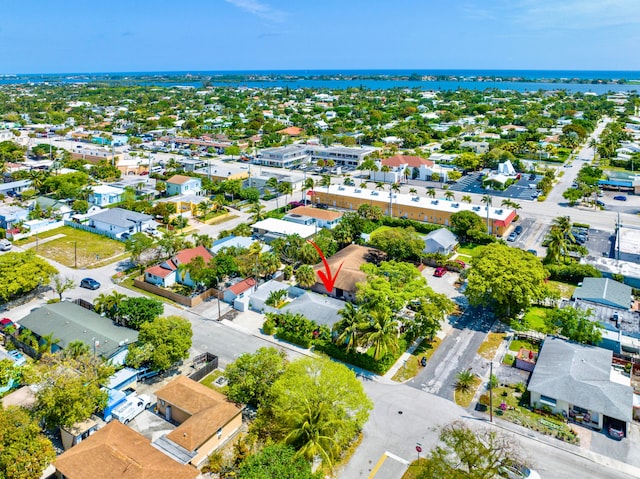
left=450, top=171, right=543, bottom=200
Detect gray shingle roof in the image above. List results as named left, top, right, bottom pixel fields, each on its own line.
left=573, top=278, right=633, bottom=310
left=423, top=228, right=458, bottom=252
left=528, top=337, right=632, bottom=422
left=89, top=207, right=153, bottom=228
left=18, top=302, right=138, bottom=359
left=277, top=292, right=344, bottom=328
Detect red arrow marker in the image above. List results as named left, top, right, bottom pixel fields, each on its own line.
left=307, top=240, right=344, bottom=293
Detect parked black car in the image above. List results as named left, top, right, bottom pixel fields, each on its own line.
left=80, top=278, right=101, bottom=290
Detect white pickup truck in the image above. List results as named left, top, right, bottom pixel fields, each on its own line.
left=112, top=394, right=151, bottom=424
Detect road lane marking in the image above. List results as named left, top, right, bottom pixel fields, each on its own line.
left=368, top=454, right=387, bottom=478
left=385, top=451, right=410, bottom=465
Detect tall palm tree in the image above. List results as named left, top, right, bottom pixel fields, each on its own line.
left=260, top=252, right=281, bottom=279
left=588, top=138, right=599, bottom=162
left=553, top=215, right=574, bottom=244
left=481, top=194, right=492, bottom=234
left=455, top=369, right=476, bottom=392
left=248, top=202, right=266, bottom=223
left=283, top=399, right=340, bottom=468
left=278, top=182, right=293, bottom=207
left=303, top=177, right=315, bottom=205
left=375, top=182, right=385, bottom=192
left=192, top=233, right=213, bottom=248
left=444, top=190, right=455, bottom=201
left=335, top=303, right=364, bottom=352
left=320, top=174, right=332, bottom=194
left=461, top=195, right=472, bottom=204
left=197, top=200, right=211, bottom=219
left=426, top=187, right=436, bottom=199
left=390, top=183, right=401, bottom=216
left=64, top=340, right=91, bottom=359
left=266, top=177, right=279, bottom=208
left=361, top=307, right=399, bottom=361
left=545, top=225, right=567, bottom=264
left=295, top=265, right=316, bottom=289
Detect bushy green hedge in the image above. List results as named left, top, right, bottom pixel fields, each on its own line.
left=314, top=338, right=407, bottom=375
left=275, top=330, right=313, bottom=349
left=381, top=216, right=442, bottom=234
left=546, top=263, right=602, bottom=284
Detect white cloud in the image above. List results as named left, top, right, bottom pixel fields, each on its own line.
left=225, top=0, right=287, bottom=23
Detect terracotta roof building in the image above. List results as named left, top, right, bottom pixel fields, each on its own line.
left=53, top=421, right=198, bottom=479
left=154, top=376, right=243, bottom=467
left=381, top=155, right=434, bottom=168
left=311, top=244, right=386, bottom=302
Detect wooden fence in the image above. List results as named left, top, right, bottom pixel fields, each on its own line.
left=133, top=276, right=220, bottom=307
left=188, top=353, right=219, bottom=382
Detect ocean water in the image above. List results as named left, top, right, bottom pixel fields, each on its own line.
left=1, top=69, right=639, bottom=93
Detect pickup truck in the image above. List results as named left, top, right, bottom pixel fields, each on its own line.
left=111, top=394, right=151, bottom=424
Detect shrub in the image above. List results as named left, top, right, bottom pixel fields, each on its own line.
left=537, top=195, right=547, bottom=202
left=546, top=263, right=602, bottom=284
left=380, top=216, right=442, bottom=234
left=314, top=338, right=406, bottom=375
left=275, top=330, right=312, bottom=349
left=262, top=318, right=276, bottom=335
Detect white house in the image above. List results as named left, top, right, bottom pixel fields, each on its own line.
left=144, top=245, right=213, bottom=288
left=89, top=184, right=125, bottom=207
left=166, top=175, right=202, bottom=196
left=88, top=208, right=155, bottom=239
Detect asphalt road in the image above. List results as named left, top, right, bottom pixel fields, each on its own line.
left=408, top=307, right=493, bottom=400
left=340, top=381, right=638, bottom=479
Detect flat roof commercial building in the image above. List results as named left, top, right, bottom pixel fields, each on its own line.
left=312, top=184, right=515, bottom=235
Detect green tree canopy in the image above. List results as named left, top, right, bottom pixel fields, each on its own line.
left=357, top=261, right=429, bottom=312
left=126, top=315, right=192, bottom=371
left=0, top=406, right=56, bottom=479
left=30, top=352, right=114, bottom=429
left=116, top=297, right=164, bottom=329
left=257, top=357, right=372, bottom=468
left=545, top=307, right=602, bottom=344
left=418, top=421, right=525, bottom=479
left=450, top=211, right=485, bottom=242
left=465, top=243, right=552, bottom=318
left=124, top=232, right=155, bottom=264
left=369, top=227, right=425, bottom=261
left=225, top=347, right=287, bottom=407
left=237, top=444, right=320, bottom=479
left=0, top=251, right=58, bottom=303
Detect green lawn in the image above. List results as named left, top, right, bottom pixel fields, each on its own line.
left=521, top=307, right=551, bottom=333
left=369, top=225, right=393, bottom=236
left=548, top=280, right=576, bottom=299
left=454, top=376, right=482, bottom=408
left=200, top=370, right=228, bottom=394
left=16, top=226, right=127, bottom=268
left=509, top=338, right=541, bottom=353
left=456, top=243, right=485, bottom=258
left=392, top=337, right=442, bottom=382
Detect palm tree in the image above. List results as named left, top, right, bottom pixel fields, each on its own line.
left=361, top=307, right=399, bottom=361
left=266, top=177, right=279, bottom=208
left=335, top=303, right=364, bottom=352
left=359, top=158, right=378, bottom=178
left=283, top=399, right=340, bottom=468
left=375, top=182, right=385, bottom=192
left=64, top=340, right=90, bottom=359
left=359, top=181, right=368, bottom=190
left=444, top=190, right=455, bottom=201
left=94, top=292, right=118, bottom=317
left=192, top=233, right=213, bottom=248
left=295, top=265, right=316, bottom=289
left=403, top=167, right=411, bottom=183
left=545, top=225, right=568, bottom=264
left=553, top=215, right=574, bottom=244
left=197, top=200, right=211, bottom=219
left=455, top=369, right=476, bottom=392
left=390, top=183, right=401, bottom=216
left=409, top=187, right=418, bottom=196
left=248, top=202, right=266, bottom=223
left=588, top=138, right=599, bottom=162
left=320, top=174, right=332, bottom=195
left=426, top=187, right=436, bottom=199
left=481, top=194, right=492, bottom=234
left=461, top=195, right=472, bottom=204
left=37, top=333, right=60, bottom=356
left=303, top=178, right=315, bottom=206
left=260, top=252, right=281, bottom=279
left=278, top=181, right=293, bottom=207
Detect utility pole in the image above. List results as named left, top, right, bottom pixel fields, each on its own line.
left=74, top=241, right=77, bottom=269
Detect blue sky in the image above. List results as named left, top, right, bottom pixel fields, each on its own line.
left=1, top=0, right=639, bottom=73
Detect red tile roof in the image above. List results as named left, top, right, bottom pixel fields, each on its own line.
left=382, top=155, right=434, bottom=168
left=228, top=278, right=257, bottom=295
left=145, top=264, right=176, bottom=278
left=174, top=246, right=213, bottom=265
left=277, top=126, right=303, bottom=136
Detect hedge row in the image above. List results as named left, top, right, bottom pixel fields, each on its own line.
left=314, top=338, right=407, bottom=375
left=275, top=330, right=313, bottom=349
left=546, top=263, right=602, bottom=284
left=381, top=216, right=443, bottom=234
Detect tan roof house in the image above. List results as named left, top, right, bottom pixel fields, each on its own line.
left=155, top=376, right=243, bottom=467
left=53, top=421, right=198, bottom=479
left=311, top=244, right=385, bottom=302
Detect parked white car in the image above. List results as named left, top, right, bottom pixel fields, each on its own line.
left=111, top=394, right=151, bottom=424
left=0, top=239, right=12, bottom=252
